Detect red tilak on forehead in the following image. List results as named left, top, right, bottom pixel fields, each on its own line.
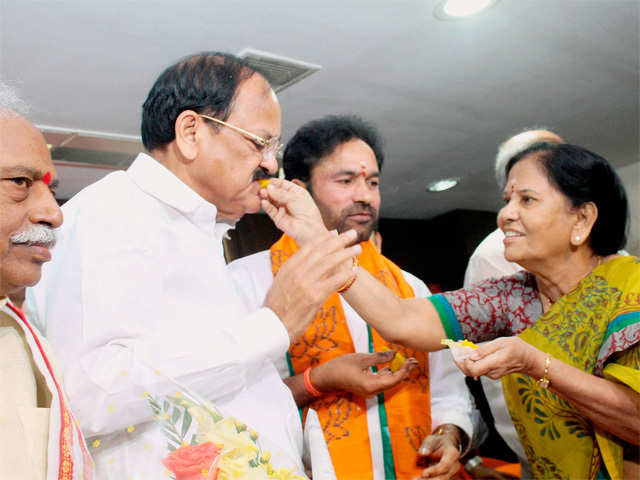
left=42, top=172, right=52, bottom=186
left=360, top=160, right=367, bottom=178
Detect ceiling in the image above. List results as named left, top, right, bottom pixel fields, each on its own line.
left=1, top=0, right=638, bottom=218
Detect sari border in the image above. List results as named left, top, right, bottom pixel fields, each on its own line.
left=604, top=311, right=640, bottom=340
left=428, top=294, right=463, bottom=341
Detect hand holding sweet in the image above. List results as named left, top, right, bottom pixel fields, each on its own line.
left=311, top=350, right=418, bottom=397
left=260, top=179, right=328, bottom=246
left=457, top=337, right=546, bottom=380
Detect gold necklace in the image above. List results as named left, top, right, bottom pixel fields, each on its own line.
left=540, top=292, right=554, bottom=312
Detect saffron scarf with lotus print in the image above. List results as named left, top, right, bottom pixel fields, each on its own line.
left=271, top=235, right=431, bottom=480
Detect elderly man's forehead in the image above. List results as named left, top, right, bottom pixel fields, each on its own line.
left=0, top=115, right=54, bottom=171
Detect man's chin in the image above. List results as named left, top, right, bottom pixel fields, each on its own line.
left=342, top=224, right=374, bottom=245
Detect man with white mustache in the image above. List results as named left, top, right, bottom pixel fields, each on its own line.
left=0, top=82, right=93, bottom=479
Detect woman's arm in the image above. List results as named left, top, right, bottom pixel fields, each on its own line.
left=342, top=268, right=447, bottom=351
left=261, top=179, right=448, bottom=351
left=461, top=338, right=640, bottom=445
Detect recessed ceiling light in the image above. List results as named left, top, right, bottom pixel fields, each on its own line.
left=427, top=177, right=459, bottom=192
left=434, top=0, right=498, bottom=20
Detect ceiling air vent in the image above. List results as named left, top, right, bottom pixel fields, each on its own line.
left=237, top=48, right=321, bottom=93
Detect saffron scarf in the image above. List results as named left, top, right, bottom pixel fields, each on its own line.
left=0, top=298, right=93, bottom=480
left=501, top=256, right=640, bottom=479
left=271, top=235, right=431, bottom=480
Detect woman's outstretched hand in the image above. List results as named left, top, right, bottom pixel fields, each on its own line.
left=456, top=337, right=545, bottom=380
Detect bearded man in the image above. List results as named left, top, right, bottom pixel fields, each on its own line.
left=230, top=115, right=473, bottom=480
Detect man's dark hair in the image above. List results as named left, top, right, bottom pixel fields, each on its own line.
left=141, top=52, right=257, bottom=152
left=506, top=142, right=629, bottom=255
left=283, top=114, right=384, bottom=183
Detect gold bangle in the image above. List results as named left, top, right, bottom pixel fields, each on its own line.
left=337, top=257, right=358, bottom=293
left=537, top=354, right=551, bottom=389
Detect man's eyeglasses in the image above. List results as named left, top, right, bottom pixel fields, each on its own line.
left=198, top=114, right=283, bottom=160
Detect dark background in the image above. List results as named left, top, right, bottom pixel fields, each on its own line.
left=225, top=209, right=497, bottom=291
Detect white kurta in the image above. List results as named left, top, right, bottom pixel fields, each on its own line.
left=0, top=297, right=92, bottom=480
left=463, top=229, right=522, bottom=286
left=27, top=154, right=304, bottom=477
left=463, top=230, right=531, bottom=477
left=229, top=250, right=474, bottom=480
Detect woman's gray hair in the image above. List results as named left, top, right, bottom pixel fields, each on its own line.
left=0, top=81, right=30, bottom=118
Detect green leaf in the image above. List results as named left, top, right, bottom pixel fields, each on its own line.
left=171, top=406, right=181, bottom=425
left=162, top=427, right=182, bottom=445
left=163, top=400, right=170, bottom=412
left=182, top=411, right=193, bottom=438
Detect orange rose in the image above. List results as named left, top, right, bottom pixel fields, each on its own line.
left=163, top=442, right=222, bottom=480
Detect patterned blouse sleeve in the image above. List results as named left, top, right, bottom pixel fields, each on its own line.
left=427, top=272, right=541, bottom=343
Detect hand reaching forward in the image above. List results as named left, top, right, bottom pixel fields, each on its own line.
left=312, top=350, right=418, bottom=397
left=260, top=179, right=329, bottom=246
left=264, top=229, right=361, bottom=342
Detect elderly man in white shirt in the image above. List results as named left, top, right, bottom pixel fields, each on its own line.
left=0, top=83, right=93, bottom=480
left=27, top=52, right=360, bottom=478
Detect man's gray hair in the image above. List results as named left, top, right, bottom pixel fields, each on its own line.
left=494, top=127, right=563, bottom=189
left=0, top=80, right=30, bottom=118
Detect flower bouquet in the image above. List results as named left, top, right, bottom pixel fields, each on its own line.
left=148, top=389, right=306, bottom=480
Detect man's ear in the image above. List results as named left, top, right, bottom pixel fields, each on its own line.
left=291, top=178, right=308, bottom=190
left=571, top=201, right=598, bottom=247
left=173, top=110, right=199, bottom=162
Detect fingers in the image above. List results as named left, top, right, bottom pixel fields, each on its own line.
left=420, top=444, right=461, bottom=479
left=264, top=180, right=308, bottom=207
left=468, top=337, right=506, bottom=361
left=366, top=350, right=396, bottom=366
left=365, top=358, right=417, bottom=394
left=418, top=433, right=442, bottom=456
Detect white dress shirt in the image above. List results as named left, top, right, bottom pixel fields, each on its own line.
left=229, top=250, right=474, bottom=480
left=27, top=153, right=304, bottom=477
left=463, top=229, right=522, bottom=287
left=463, top=230, right=531, bottom=478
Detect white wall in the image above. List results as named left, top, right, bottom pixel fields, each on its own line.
left=617, top=161, right=640, bottom=256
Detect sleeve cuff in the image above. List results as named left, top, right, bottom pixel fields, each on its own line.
left=239, top=307, right=289, bottom=363
left=428, top=294, right=464, bottom=341
left=431, top=412, right=474, bottom=444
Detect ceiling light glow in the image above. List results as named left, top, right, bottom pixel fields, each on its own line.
left=427, top=178, right=459, bottom=192
left=435, top=0, right=498, bottom=20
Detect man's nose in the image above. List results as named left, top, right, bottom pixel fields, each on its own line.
left=353, top=177, right=373, bottom=203
left=30, top=183, right=63, bottom=229
left=260, top=154, right=278, bottom=176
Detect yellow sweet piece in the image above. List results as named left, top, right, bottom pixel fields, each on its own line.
left=389, top=351, right=406, bottom=372
left=441, top=338, right=478, bottom=349
left=380, top=346, right=407, bottom=372
left=258, top=178, right=270, bottom=188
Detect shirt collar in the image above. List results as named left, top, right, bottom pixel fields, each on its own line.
left=128, top=153, right=212, bottom=214
left=0, top=297, right=7, bottom=308
left=128, top=153, right=241, bottom=235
